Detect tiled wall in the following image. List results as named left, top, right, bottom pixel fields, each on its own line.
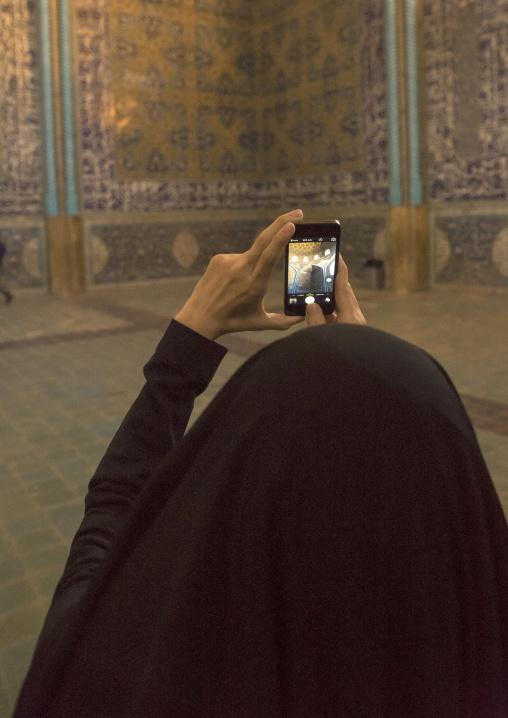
left=0, top=225, right=47, bottom=289
left=107, top=1, right=365, bottom=182
left=432, top=215, right=508, bottom=287
left=0, top=1, right=44, bottom=215
left=1, top=0, right=507, bottom=289
left=86, top=218, right=262, bottom=284
left=424, top=0, right=508, bottom=203
left=75, top=0, right=388, bottom=285
left=0, top=1, right=46, bottom=289
left=424, top=0, right=508, bottom=288
left=85, top=214, right=386, bottom=286
left=76, top=0, right=388, bottom=214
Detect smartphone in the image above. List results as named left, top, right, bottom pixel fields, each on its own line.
left=284, top=221, right=341, bottom=316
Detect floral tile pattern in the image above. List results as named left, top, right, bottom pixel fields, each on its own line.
left=76, top=0, right=389, bottom=211
left=0, top=0, right=44, bottom=215
left=434, top=216, right=508, bottom=287
left=0, top=226, right=46, bottom=289
left=424, top=0, right=508, bottom=202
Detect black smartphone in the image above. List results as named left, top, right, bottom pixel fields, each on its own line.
left=284, top=221, right=341, bottom=316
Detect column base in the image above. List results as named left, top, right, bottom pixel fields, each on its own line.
left=46, top=216, right=86, bottom=296
left=388, top=205, right=430, bottom=294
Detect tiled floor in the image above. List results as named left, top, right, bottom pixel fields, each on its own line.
left=0, top=275, right=507, bottom=716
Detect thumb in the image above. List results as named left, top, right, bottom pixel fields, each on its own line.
left=265, top=313, right=305, bottom=331
left=305, top=301, right=326, bottom=327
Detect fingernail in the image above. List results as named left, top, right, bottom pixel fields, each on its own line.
left=306, top=303, right=319, bottom=314
left=289, top=209, right=303, bottom=219
left=283, top=222, right=295, bottom=235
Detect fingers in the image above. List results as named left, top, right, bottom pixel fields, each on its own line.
left=249, top=209, right=303, bottom=261
left=335, top=254, right=367, bottom=325
left=248, top=220, right=296, bottom=291
left=335, top=253, right=350, bottom=291
left=258, top=219, right=296, bottom=269
left=265, top=313, right=305, bottom=331
left=305, top=302, right=326, bottom=327
left=244, top=209, right=304, bottom=294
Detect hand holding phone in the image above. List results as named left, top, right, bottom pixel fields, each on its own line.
left=284, top=221, right=341, bottom=316
left=175, top=210, right=305, bottom=339
left=305, top=253, right=367, bottom=327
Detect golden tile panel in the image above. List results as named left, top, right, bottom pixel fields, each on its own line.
left=109, top=0, right=363, bottom=181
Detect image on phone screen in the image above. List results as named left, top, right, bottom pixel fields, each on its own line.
left=284, top=222, right=340, bottom=316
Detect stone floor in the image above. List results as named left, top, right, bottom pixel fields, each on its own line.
left=0, top=274, right=507, bottom=716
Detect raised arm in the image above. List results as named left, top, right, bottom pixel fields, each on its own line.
left=14, top=211, right=310, bottom=718
left=53, top=210, right=305, bottom=600
left=53, top=320, right=227, bottom=599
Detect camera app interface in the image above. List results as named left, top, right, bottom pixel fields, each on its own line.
left=286, top=236, right=337, bottom=309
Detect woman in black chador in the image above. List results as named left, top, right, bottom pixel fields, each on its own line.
left=14, top=212, right=508, bottom=717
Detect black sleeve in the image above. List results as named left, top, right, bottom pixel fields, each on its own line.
left=53, top=319, right=227, bottom=600
left=12, top=320, right=228, bottom=718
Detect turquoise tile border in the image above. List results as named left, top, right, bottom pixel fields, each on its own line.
left=39, top=0, right=59, bottom=217
left=405, top=0, right=423, bottom=205
left=384, top=0, right=402, bottom=206
left=59, top=0, right=79, bottom=216
left=384, top=0, right=423, bottom=206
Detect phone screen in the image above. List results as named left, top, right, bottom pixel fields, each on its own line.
left=284, top=222, right=340, bottom=316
